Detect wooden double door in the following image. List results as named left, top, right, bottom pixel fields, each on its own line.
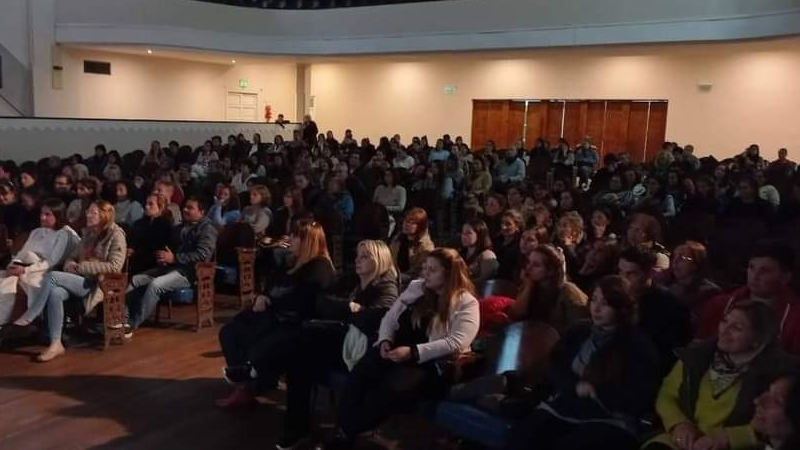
left=471, top=99, right=668, bottom=161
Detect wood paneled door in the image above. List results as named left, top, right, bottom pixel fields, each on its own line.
left=471, top=99, right=668, bottom=161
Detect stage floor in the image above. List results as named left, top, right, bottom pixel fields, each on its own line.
left=0, top=297, right=443, bottom=450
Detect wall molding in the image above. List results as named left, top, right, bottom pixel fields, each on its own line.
left=55, top=9, right=800, bottom=55
left=0, top=117, right=298, bottom=162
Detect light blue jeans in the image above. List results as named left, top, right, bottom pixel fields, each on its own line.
left=126, top=269, right=190, bottom=329
left=30, top=271, right=94, bottom=342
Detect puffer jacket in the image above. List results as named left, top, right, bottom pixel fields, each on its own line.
left=67, top=223, right=127, bottom=314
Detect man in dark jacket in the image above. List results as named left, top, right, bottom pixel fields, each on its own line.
left=618, top=247, right=691, bottom=375
left=126, top=196, right=218, bottom=331
left=301, top=114, right=318, bottom=149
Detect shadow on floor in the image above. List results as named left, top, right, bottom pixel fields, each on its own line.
left=0, top=374, right=448, bottom=450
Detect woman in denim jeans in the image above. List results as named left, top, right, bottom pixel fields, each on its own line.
left=30, top=200, right=126, bottom=362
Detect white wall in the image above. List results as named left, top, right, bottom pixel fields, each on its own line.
left=53, top=0, right=800, bottom=54
left=0, top=118, right=299, bottom=162
left=309, top=37, right=800, bottom=160
left=0, top=0, right=30, bottom=67
left=36, top=48, right=297, bottom=121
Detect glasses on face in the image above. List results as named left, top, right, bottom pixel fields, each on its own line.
left=676, top=255, right=695, bottom=263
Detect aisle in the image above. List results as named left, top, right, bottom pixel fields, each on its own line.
left=0, top=297, right=441, bottom=450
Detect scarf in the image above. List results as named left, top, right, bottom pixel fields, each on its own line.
left=708, top=345, right=763, bottom=398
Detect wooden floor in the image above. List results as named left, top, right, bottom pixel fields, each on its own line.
left=0, top=296, right=444, bottom=450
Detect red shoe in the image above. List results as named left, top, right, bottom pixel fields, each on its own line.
left=214, top=386, right=256, bottom=409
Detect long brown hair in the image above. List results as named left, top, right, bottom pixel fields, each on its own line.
left=414, top=248, right=475, bottom=330
left=288, top=219, right=332, bottom=274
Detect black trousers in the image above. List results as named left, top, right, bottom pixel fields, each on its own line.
left=218, top=309, right=301, bottom=382
left=508, top=408, right=638, bottom=450
left=336, top=347, right=445, bottom=437
left=283, top=325, right=348, bottom=436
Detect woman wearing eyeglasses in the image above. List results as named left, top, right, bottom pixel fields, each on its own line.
left=665, top=241, right=721, bottom=334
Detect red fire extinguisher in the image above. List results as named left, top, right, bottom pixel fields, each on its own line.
left=264, top=105, right=272, bottom=122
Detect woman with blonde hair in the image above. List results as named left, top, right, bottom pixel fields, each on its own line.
left=217, top=219, right=336, bottom=407
left=26, top=200, right=126, bottom=362
left=277, top=240, right=400, bottom=447
left=323, top=248, right=479, bottom=448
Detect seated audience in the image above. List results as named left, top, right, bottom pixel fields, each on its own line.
left=508, top=244, right=588, bottom=332
left=458, top=219, right=498, bottom=286
left=509, top=275, right=661, bottom=450
left=0, top=199, right=79, bottom=327
left=270, top=186, right=305, bottom=239
left=26, top=201, right=125, bottom=361
left=278, top=240, right=399, bottom=447
left=618, top=247, right=691, bottom=374
left=128, top=194, right=173, bottom=275
left=240, top=184, right=272, bottom=236
left=372, top=169, right=407, bottom=215
left=126, top=197, right=217, bottom=334
left=113, top=180, right=143, bottom=228
left=152, top=180, right=182, bottom=225
left=217, top=220, right=335, bottom=404
left=390, top=207, right=434, bottom=284
left=326, top=177, right=354, bottom=224
left=323, top=248, right=478, bottom=448
left=495, top=209, right=524, bottom=281
left=66, top=177, right=101, bottom=228
left=751, top=372, right=800, bottom=450
left=626, top=212, right=670, bottom=272
left=208, top=183, right=241, bottom=227
left=697, top=242, right=800, bottom=355
left=554, top=211, right=588, bottom=279
left=664, top=241, right=721, bottom=333
left=0, top=181, right=29, bottom=239
left=644, top=301, right=795, bottom=450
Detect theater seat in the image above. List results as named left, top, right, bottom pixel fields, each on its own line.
left=435, top=401, right=511, bottom=449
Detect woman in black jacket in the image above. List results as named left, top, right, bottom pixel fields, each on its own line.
left=277, top=240, right=399, bottom=448
left=509, top=275, right=660, bottom=450
left=128, top=194, right=173, bottom=275
left=495, top=209, right=524, bottom=281
left=216, top=219, right=335, bottom=408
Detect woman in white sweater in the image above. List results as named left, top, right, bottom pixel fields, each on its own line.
left=0, top=199, right=80, bottom=326
left=373, top=169, right=407, bottom=214
left=324, top=247, right=479, bottom=448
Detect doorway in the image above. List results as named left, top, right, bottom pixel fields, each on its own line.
left=226, top=91, right=259, bottom=122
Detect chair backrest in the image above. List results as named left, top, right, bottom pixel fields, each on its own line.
left=216, top=222, right=255, bottom=265
left=236, top=247, right=257, bottom=309
left=485, top=321, right=560, bottom=384
left=480, top=278, right=518, bottom=299
left=99, top=273, right=129, bottom=332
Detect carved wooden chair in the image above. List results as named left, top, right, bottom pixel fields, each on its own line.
left=98, top=272, right=129, bottom=349
left=194, top=261, right=216, bottom=331
left=235, top=247, right=256, bottom=310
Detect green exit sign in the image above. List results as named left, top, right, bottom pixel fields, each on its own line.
left=443, top=84, right=457, bottom=95
left=238, top=78, right=249, bottom=89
